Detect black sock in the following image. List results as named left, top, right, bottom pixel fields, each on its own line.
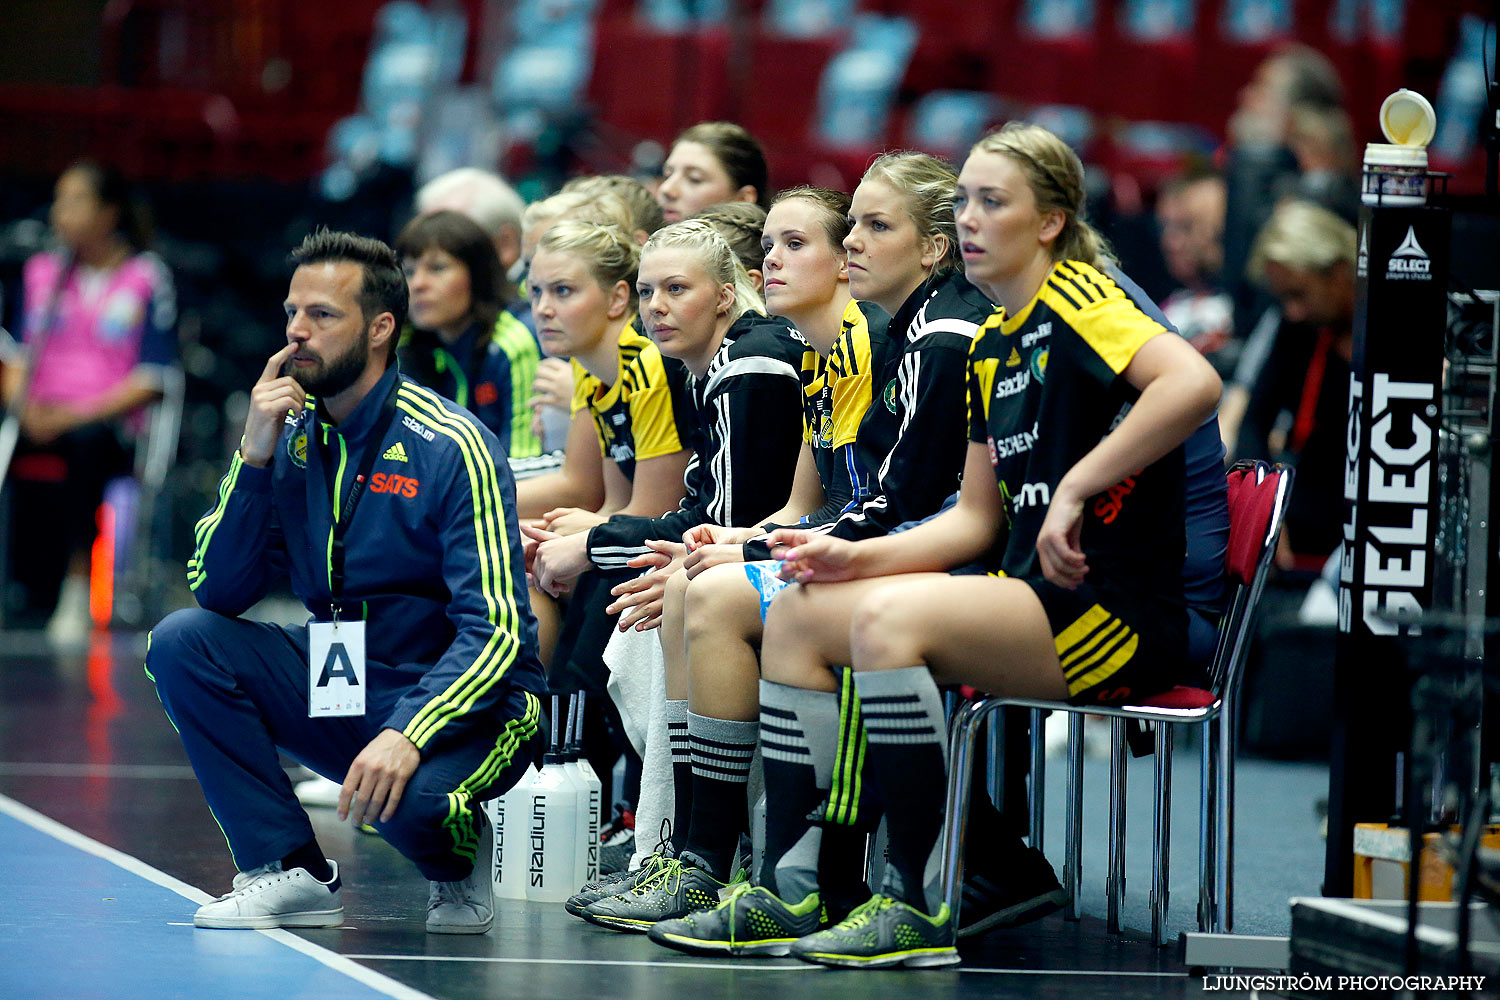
left=758, top=680, right=839, bottom=903
left=817, top=824, right=874, bottom=922
left=817, top=668, right=884, bottom=919
left=966, top=728, right=1038, bottom=863
left=283, top=839, right=333, bottom=883
left=666, top=700, right=691, bottom=853
left=851, top=667, right=949, bottom=915
left=682, top=712, right=758, bottom=879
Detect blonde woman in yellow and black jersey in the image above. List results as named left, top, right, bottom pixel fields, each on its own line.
left=517, top=220, right=695, bottom=805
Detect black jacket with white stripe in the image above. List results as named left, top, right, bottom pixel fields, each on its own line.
left=825, top=271, right=993, bottom=542
left=585, top=312, right=806, bottom=568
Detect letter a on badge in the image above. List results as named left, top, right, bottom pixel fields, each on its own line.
left=308, top=620, right=367, bottom=717
left=319, top=644, right=359, bottom=686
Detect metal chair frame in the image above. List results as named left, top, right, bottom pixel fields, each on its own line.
left=939, top=460, right=1294, bottom=947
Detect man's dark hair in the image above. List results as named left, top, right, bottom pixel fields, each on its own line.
left=290, top=230, right=408, bottom=366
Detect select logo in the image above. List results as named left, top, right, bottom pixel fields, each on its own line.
left=1386, top=227, right=1431, bottom=281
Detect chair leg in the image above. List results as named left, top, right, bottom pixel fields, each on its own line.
left=1152, top=724, right=1173, bottom=948
left=940, top=699, right=989, bottom=927
left=1218, top=704, right=1235, bottom=934
left=1064, top=713, right=1084, bottom=921
left=1030, top=709, right=1046, bottom=853
left=1198, top=718, right=1218, bottom=933
left=1107, top=717, right=1128, bottom=934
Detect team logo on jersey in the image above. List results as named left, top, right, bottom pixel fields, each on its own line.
left=883, top=378, right=899, bottom=414
left=1006, top=347, right=1022, bottom=367
left=819, top=413, right=835, bottom=448
left=287, top=432, right=308, bottom=468
left=1030, top=348, right=1049, bottom=382
left=382, top=441, right=409, bottom=463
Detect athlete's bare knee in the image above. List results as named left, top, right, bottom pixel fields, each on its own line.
left=684, top=564, right=747, bottom=643
left=849, top=584, right=925, bottom=669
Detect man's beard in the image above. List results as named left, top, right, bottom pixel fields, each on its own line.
left=286, top=329, right=370, bottom=398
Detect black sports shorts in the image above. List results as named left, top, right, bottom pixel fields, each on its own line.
left=1023, top=576, right=1188, bottom=706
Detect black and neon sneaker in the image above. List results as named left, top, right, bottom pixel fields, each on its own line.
left=581, top=850, right=735, bottom=933
left=648, top=882, right=822, bottom=957
left=790, top=893, right=959, bottom=969
left=564, top=850, right=669, bottom=918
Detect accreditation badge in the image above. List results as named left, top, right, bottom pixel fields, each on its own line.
left=308, top=620, right=366, bottom=717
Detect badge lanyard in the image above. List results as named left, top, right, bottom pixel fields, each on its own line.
left=320, top=378, right=400, bottom=622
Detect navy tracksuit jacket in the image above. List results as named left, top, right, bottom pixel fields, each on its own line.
left=147, top=365, right=547, bottom=879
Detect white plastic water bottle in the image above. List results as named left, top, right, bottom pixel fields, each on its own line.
left=526, top=696, right=580, bottom=903
left=570, top=693, right=603, bottom=885
left=559, top=695, right=590, bottom=887
left=487, top=761, right=538, bottom=900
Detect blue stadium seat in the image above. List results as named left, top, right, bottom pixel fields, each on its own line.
left=904, top=91, right=1003, bottom=160
left=762, top=0, right=856, bottom=38
left=1119, top=0, right=1196, bottom=42
left=814, top=14, right=918, bottom=149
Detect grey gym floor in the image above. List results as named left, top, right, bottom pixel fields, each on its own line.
left=0, top=629, right=1327, bottom=998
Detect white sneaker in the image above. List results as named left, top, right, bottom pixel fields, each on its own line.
left=45, top=575, right=92, bottom=649
left=294, top=775, right=344, bottom=808
left=427, top=813, right=494, bottom=934
left=194, top=861, right=343, bottom=929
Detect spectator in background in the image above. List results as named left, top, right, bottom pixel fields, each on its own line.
left=691, top=201, right=769, bottom=295
left=1233, top=200, right=1354, bottom=570
left=1156, top=167, right=1235, bottom=372
left=412, top=169, right=544, bottom=462
left=414, top=168, right=526, bottom=304
left=394, top=211, right=538, bottom=456
left=657, top=122, right=770, bottom=224
left=1, top=161, right=175, bottom=642
left=1221, top=44, right=1346, bottom=341
left=1285, top=102, right=1361, bottom=223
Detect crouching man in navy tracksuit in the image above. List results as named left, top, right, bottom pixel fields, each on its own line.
left=147, top=231, right=547, bottom=934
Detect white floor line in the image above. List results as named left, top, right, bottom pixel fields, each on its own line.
left=963, top=968, right=1189, bottom=978
left=344, top=955, right=817, bottom=972
left=0, top=762, right=199, bottom=779
left=343, top=954, right=1188, bottom=977
left=0, top=794, right=435, bottom=1000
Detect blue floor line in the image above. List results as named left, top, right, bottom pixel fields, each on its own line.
left=0, top=795, right=432, bottom=1000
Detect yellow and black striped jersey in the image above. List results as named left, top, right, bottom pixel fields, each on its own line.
left=570, top=323, right=694, bottom=482
left=785, top=299, right=896, bottom=527
left=968, top=259, right=1186, bottom=595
